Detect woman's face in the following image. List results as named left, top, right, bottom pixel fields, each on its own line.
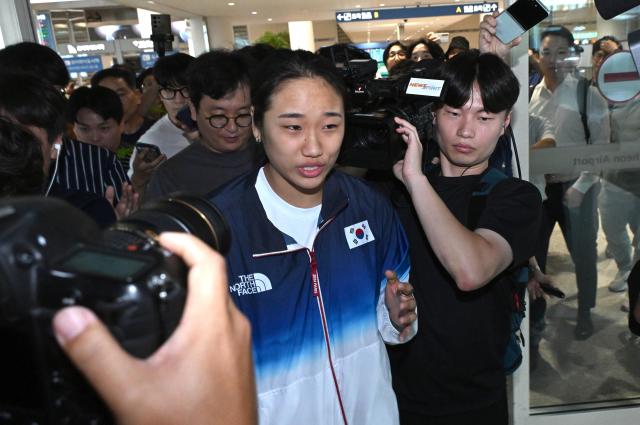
left=411, top=43, right=433, bottom=62
left=386, top=45, right=407, bottom=69
left=255, top=77, right=344, bottom=208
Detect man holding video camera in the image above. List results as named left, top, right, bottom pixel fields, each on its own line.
left=387, top=49, right=541, bottom=425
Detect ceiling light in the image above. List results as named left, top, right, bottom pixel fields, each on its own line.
left=228, top=2, right=235, bottom=5
left=251, top=11, right=258, bottom=15
left=268, top=18, right=273, bottom=22
left=356, top=4, right=361, bottom=7
left=380, top=3, right=385, bottom=6
left=147, top=1, right=154, bottom=4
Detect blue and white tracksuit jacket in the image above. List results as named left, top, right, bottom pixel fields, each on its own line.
left=209, top=169, right=413, bottom=425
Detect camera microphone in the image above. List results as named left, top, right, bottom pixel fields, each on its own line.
left=594, top=0, right=640, bottom=20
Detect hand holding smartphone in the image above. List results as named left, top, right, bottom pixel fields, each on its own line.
left=539, top=282, right=565, bottom=299
left=496, top=0, right=550, bottom=45
left=135, top=143, right=162, bottom=162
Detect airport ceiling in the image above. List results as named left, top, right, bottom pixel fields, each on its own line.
left=30, top=0, right=494, bottom=43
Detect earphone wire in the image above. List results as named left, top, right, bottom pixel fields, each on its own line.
left=44, top=145, right=61, bottom=196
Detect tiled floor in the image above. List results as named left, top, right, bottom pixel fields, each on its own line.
left=530, top=224, right=640, bottom=407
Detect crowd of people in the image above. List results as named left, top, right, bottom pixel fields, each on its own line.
left=0, top=9, right=639, bottom=425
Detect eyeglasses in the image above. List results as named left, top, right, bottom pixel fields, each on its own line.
left=159, top=86, right=189, bottom=100
left=206, top=113, right=252, bottom=129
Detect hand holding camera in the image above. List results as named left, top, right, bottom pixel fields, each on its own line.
left=53, top=232, right=257, bottom=425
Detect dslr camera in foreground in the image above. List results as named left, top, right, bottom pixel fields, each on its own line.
left=0, top=195, right=229, bottom=424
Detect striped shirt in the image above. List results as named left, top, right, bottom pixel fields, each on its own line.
left=53, top=137, right=130, bottom=202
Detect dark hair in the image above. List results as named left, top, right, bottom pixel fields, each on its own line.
left=136, top=68, right=154, bottom=89
left=0, top=118, right=44, bottom=197
left=187, top=49, right=250, bottom=110
left=67, top=86, right=124, bottom=124
left=436, top=49, right=519, bottom=114
left=408, top=38, right=446, bottom=62
left=540, top=25, right=582, bottom=53
left=153, top=53, right=195, bottom=88
left=252, top=49, right=347, bottom=130
left=91, top=65, right=137, bottom=90
left=592, top=35, right=623, bottom=56
left=0, top=72, right=66, bottom=145
left=0, top=42, right=69, bottom=88
left=445, top=36, right=470, bottom=58
left=383, top=41, right=407, bottom=66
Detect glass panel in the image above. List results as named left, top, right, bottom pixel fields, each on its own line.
left=528, top=0, right=640, bottom=410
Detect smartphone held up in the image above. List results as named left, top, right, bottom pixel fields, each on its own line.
left=496, top=0, right=550, bottom=45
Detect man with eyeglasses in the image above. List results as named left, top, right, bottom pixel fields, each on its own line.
left=144, top=50, right=261, bottom=202
left=130, top=53, right=195, bottom=196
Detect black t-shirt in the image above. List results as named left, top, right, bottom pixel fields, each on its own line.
left=387, top=170, right=541, bottom=417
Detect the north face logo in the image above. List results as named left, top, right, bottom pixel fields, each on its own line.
left=230, top=273, right=273, bottom=296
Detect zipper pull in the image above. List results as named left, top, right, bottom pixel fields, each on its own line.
left=310, top=251, right=319, bottom=297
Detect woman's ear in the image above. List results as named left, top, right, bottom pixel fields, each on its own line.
left=251, top=107, right=262, bottom=143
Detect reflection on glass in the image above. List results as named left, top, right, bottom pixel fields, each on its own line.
left=528, top=2, right=640, bottom=410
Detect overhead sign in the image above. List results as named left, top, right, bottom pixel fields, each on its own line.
left=63, top=55, right=104, bottom=74
left=58, top=41, right=115, bottom=55
left=336, top=2, right=499, bottom=22
left=597, top=51, right=640, bottom=103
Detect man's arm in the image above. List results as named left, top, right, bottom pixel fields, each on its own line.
left=393, top=118, right=540, bottom=291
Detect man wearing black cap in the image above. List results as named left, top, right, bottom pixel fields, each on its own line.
left=529, top=26, right=610, bottom=340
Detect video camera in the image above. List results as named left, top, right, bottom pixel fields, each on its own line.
left=0, top=195, right=229, bottom=424
left=319, top=44, right=447, bottom=169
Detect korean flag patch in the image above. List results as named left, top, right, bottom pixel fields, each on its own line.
left=344, top=220, right=375, bottom=249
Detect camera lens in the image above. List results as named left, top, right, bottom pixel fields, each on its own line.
left=112, top=194, right=230, bottom=254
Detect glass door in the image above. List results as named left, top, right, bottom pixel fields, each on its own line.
left=511, top=0, right=640, bottom=422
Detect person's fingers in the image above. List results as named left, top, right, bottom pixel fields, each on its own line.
left=397, top=282, right=414, bottom=298
left=105, top=186, right=115, bottom=206
left=158, top=233, right=231, bottom=321
left=53, top=307, right=141, bottom=415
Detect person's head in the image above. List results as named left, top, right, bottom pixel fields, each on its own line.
left=91, top=66, right=141, bottom=122
left=0, top=118, right=45, bottom=196
left=539, top=26, right=580, bottom=82
left=0, top=42, right=69, bottom=90
left=409, top=38, right=446, bottom=62
left=383, top=41, right=408, bottom=70
left=432, top=50, right=519, bottom=176
left=445, top=36, right=470, bottom=60
left=0, top=72, right=66, bottom=171
left=153, top=53, right=195, bottom=126
left=67, top=86, right=124, bottom=152
left=252, top=49, right=347, bottom=207
left=592, top=35, right=622, bottom=78
left=187, top=50, right=252, bottom=153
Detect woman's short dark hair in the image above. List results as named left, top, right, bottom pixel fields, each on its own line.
left=0, top=118, right=44, bottom=197
left=187, top=49, right=250, bottom=111
left=408, top=38, right=446, bottom=62
left=67, top=86, right=124, bottom=124
left=437, top=49, right=519, bottom=114
left=382, top=41, right=407, bottom=66
left=153, top=53, right=195, bottom=88
left=0, top=72, right=66, bottom=146
left=251, top=49, right=348, bottom=130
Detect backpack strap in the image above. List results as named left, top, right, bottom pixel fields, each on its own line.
left=467, top=168, right=509, bottom=230
left=577, top=77, right=591, bottom=144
